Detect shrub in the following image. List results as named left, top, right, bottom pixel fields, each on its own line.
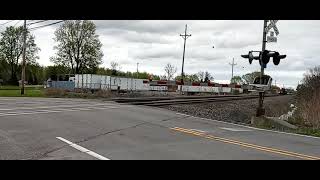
left=232, top=89, right=240, bottom=95
left=296, top=66, right=320, bottom=128
left=298, top=90, right=320, bottom=128
left=94, top=90, right=112, bottom=98
left=44, top=88, right=68, bottom=97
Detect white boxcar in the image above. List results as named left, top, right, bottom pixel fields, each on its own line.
left=221, top=87, right=231, bottom=93
left=75, top=74, right=105, bottom=89
left=149, top=86, right=168, bottom=91
left=178, top=85, right=236, bottom=94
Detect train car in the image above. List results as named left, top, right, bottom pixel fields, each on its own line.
left=279, top=88, right=287, bottom=95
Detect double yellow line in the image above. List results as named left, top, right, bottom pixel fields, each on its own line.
left=171, top=127, right=320, bottom=160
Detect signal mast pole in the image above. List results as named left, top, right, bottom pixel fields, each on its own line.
left=256, top=20, right=268, bottom=116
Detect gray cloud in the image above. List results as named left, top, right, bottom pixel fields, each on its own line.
left=0, top=20, right=318, bottom=88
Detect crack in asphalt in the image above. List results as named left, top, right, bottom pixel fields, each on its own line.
left=32, top=115, right=186, bottom=160
left=73, top=115, right=186, bottom=145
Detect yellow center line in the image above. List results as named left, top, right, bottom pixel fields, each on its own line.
left=171, top=127, right=320, bottom=160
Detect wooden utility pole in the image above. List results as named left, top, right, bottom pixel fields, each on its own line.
left=21, top=20, right=27, bottom=95
left=229, top=58, right=237, bottom=83
left=179, top=24, right=191, bottom=94
left=136, top=62, right=139, bottom=78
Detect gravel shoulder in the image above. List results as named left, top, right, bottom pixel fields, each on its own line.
left=164, top=95, right=294, bottom=125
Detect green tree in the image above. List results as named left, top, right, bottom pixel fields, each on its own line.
left=153, top=75, right=160, bottom=80
left=96, top=67, right=112, bottom=76
left=45, top=65, right=71, bottom=81
left=242, top=71, right=262, bottom=84
left=0, top=57, right=10, bottom=83
left=0, top=26, right=40, bottom=85
left=230, top=76, right=244, bottom=85
left=176, top=73, right=200, bottom=82
left=51, top=20, right=103, bottom=74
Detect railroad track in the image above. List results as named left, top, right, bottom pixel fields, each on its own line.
left=113, top=94, right=283, bottom=107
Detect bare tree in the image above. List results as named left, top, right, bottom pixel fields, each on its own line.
left=110, top=61, right=119, bottom=70
left=110, top=61, right=121, bottom=76
left=164, top=63, right=177, bottom=80
left=204, top=71, right=214, bottom=82
left=197, top=71, right=205, bottom=82
left=160, top=75, right=167, bottom=80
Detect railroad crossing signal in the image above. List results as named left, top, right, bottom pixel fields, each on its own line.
left=241, top=50, right=286, bottom=66
left=265, top=20, right=279, bottom=35
left=267, top=31, right=277, bottom=43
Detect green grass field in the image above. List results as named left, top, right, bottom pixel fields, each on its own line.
left=0, top=85, right=44, bottom=97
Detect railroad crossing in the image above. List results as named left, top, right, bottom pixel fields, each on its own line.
left=0, top=97, right=319, bottom=160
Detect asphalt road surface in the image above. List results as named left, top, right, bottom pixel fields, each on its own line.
left=0, top=97, right=320, bottom=160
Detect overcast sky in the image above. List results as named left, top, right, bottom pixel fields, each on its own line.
left=1, top=20, right=319, bottom=88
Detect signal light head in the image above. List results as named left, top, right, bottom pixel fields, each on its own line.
left=241, top=50, right=286, bottom=66
left=272, top=52, right=286, bottom=65
left=261, top=50, right=270, bottom=64
left=248, top=52, right=254, bottom=64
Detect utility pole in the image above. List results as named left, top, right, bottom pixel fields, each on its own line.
left=21, top=20, right=27, bottom=95
left=229, top=58, right=237, bottom=83
left=136, top=62, right=139, bottom=78
left=179, top=24, right=191, bottom=95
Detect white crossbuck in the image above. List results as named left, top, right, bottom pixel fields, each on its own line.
left=265, top=20, right=279, bottom=35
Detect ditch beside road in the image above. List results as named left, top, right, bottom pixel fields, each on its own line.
left=165, top=95, right=293, bottom=125
left=163, top=95, right=320, bottom=137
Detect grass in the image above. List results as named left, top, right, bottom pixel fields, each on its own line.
left=0, top=85, right=45, bottom=97
left=252, top=111, right=320, bottom=138
left=295, top=128, right=320, bottom=137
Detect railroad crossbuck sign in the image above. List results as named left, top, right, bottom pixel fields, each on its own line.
left=266, top=20, right=279, bottom=43
left=265, top=20, right=279, bottom=35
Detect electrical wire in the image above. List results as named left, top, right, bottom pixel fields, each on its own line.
left=27, top=20, right=48, bottom=26
left=29, top=20, right=64, bottom=31
left=13, top=20, right=22, bottom=27
left=0, top=20, right=15, bottom=26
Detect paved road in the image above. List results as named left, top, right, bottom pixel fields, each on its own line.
left=0, top=97, right=319, bottom=160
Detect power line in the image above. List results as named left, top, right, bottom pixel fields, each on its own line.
left=13, top=20, right=22, bottom=27
left=29, top=20, right=64, bottom=31
left=0, top=20, right=15, bottom=26
left=27, top=20, right=48, bottom=26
